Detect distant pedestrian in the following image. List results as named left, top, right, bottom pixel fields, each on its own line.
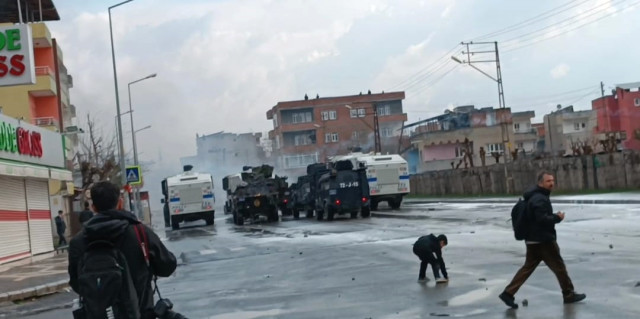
left=78, top=201, right=94, bottom=224
left=499, top=171, right=586, bottom=309
left=413, top=234, right=448, bottom=283
left=54, top=210, right=67, bottom=246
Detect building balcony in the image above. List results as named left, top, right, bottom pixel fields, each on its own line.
left=30, top=66, right=57, bottom=96
left=33, top=117, right=59, bottom=131
left=31, top=23, right=53, bottom=48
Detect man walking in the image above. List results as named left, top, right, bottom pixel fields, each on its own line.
left=413, top=234, right=448, bottom=283
left=499, top=171, right=586, bottom=308
left=68, top=181, right=177, bottom=318
left=54, top=210, right=67, bottom=246
left=78, top=201, right=94, bottom=224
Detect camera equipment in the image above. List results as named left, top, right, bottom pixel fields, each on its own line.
left=153, top=298, right=188, bottom=319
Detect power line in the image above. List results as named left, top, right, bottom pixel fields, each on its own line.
left=504, top=0, right=640, bottom=52
left=410, top=64, right=459, bottom=96
left=402, top=59, right=456, bottom=92
left=501, top=0, right=628, bottom=47
left=473, top=0, right=591, bottom=40
left=389, top=44, right=460, bottom=91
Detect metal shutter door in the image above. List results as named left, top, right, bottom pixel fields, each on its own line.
left=26, top=180, right=53, bottom=255
left=0, top=177, right=30, bottom=263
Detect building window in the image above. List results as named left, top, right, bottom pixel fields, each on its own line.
left=581, top=122, right=586, bottom=128
left=352, top=131, right=360, bottom=139
left=358, top=108, right=366, bottom=117
left=487, top=143, right=504, bottom=153
left=273, top=114, right=278, bottom=128
left=635, top=98, right=640, bottom=107
left=331, top=133, right=339, bottom=142
left=574, top=123, right=580, bottom=131
left=517, top=142, right=524, bottom=149
left=292, top=111, right=312, bottom=124
left=513, top=123, right=520, bottom=132
left=381, top=127, right=393, bottom=137
left=283, top=153, right=319, bottom=169
left=325, top=133, right=331, bottom=143
left=321, top=110, right=337, bottom=121
left=275, top=136, right=281, bottom=149
left=377, top=105, right=391, bottom=116
left=294, top=134, right=311, bottom=146
left=350, top=109, right=358, bottom=118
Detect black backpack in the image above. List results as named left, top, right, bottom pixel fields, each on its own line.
left=511, top=198, right=529, bottom=241
left=76, top=224, right=148, bottom=318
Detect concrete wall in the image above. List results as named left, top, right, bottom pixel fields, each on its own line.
left=410, top=151, right=640, bottom=196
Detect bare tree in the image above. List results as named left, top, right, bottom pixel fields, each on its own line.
left=78, top=113, right=121, bottom=191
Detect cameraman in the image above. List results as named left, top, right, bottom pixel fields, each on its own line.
left=68, top=181, right=177, bottom=318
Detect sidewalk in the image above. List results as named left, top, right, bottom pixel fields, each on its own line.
left=405, top=191, right=640, bottom=205
left=0, top=252, right=69, bottom=303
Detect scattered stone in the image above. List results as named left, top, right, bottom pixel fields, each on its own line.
left=264, top=275, right=271, bottom=279
left=470, top=231, right=475, bottom=234
left=352, top=277, right=356, bottom=281
left=634, top=282, right=640, bottom=287
left=478, top=278, right=486, bottom=282
left=299, top=252, right=303, bottom=255
left=429, top=313, right=450, bottom=317
left=591, top=252, right=595, bottom=255
left=304, top=234, right=308, bottom=238
left=522, top=299, right=528, bottom=307
left=609, top=244, right=614, bottom=249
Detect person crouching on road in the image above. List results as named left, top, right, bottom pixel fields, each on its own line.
left=413, top=234, right=448, bottom=283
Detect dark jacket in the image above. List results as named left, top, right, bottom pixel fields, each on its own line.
left=523, top=186, right=562, bottom=242
left=68, top=209, right=177, bottom=317
left=78, top=209, right=94, bottom=224
left=413, top=234, right=448, bottom=278
left=54, top=215, right=66, bottom=234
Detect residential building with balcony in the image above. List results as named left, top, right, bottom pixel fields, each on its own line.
left=0, top=21, right=77, bottom=168
left=543, top=105, right=597, bottom=156
left=407, top=105, right=535, bottom=172
left=266, top=91, right=407, bottom=174
left=591, top=82, right=640, bottom=150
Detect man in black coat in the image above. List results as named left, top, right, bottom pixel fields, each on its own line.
left=499, top=171, right=586, bottom=309
left=54, top=210, right=67, bottom=246
left=68, top=181, right=177, bottom=318
left=413, top=233, right=448, bottom=283
left=78, top=201, right=94, bottom=224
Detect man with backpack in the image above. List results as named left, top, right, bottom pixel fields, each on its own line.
left=413, top=234, right=448, bottom=283
left=499, top=171, right=586, bottom=309
left=68, top=181, right=177, bottom=318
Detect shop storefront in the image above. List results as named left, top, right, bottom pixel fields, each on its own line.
left=0, top=114, right=72, bottom=264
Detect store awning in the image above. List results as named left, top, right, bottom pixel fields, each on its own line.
left=0, top=160, right=49, bottom=179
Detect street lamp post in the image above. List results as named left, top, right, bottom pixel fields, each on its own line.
left=132, top=124, right=151, bottom=218
left=127, top=74, right=156, bottom=218
left=108, top=0, right=134, bottom=193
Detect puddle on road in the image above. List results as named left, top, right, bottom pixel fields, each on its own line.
left=207, top=308, right=287, bottom=319
left=165, top=227, right=216, bottom=241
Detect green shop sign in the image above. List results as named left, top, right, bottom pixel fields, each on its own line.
left=0, top=121, right=18, bottom=153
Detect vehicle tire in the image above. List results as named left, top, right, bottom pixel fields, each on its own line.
left=306, top=210, right=314, bottom=218
left=236, top=215, right=244, bottom=226
left=389, top=198, right=402, bottom=209
left=205, top=214, right=214, bottom=225
left=361, top=207, right=371, bottom=218
left=268, top=207, right=279, bottom=222
left=370, top=200, right=379, bottom=211
left=171, top=216, right=180, bottom=230
left=326, top=205, right=335, bottom=221
left=350, top=211, right=357, bottom=219
left=316, top=208, right=324, bottom=221
left=163, top=204, right=170, bottom=227
left=293, top=209, right=300, bottom=219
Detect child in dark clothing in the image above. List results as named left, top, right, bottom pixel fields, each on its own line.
left=413, top=234, right=448, bottom=283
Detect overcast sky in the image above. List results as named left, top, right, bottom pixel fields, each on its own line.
left=46, top=0, right=639, bottom=187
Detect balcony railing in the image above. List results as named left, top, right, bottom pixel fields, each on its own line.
left=514, top=128, right=537, bottom=134
left=34, top=117, right=59, bottom=128
left=35, top=66, right=54, bottom=76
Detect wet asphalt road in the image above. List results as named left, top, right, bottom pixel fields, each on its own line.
left=5, top=201, right=640, bottom=318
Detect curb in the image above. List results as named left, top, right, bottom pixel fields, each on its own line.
left=405, top=199, right=640, bottom=205
left=0, top=280, right=69, bottom=303
left=371, top=212, right=429, bottom=220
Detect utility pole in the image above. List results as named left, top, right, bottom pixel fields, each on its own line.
left=453, top=41, right=511, bottom=193
left=373, top=105, right=381, bottom=153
